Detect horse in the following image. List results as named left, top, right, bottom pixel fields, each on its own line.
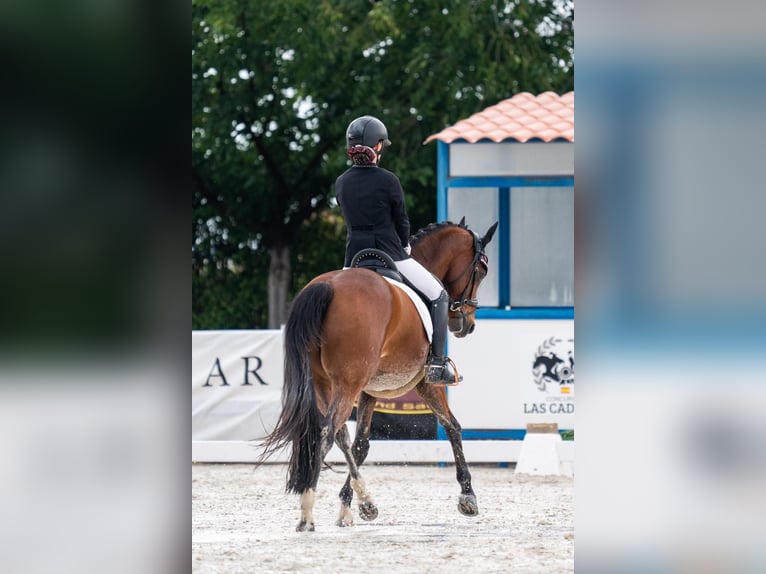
left=260, top=218, right=498, bottom=531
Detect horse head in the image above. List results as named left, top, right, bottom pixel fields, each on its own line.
left=411, top=218, right=498, bottom=338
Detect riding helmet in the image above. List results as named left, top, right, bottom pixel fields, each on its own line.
left=346, top=116, right=392, bottom=149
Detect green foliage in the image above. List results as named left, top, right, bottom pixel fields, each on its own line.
left=192, top=246, right=270, bottom=329
left=560, top=429, right=574, bottom=441
left=192, top=0, right=573, bottom=328
left=192, top=265, right=267, bottom=330
left=290, top=209, right=347, bottom=294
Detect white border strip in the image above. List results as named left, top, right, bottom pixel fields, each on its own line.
left=192, top=440, right=574, bottom=464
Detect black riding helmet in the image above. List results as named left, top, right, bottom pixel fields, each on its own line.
left=346, top=116, right=392, bottom=149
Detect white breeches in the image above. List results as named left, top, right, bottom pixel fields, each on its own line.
left=394, top=258, right=443, bottom=300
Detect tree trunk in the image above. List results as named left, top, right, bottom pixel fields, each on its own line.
left=267, top=243, right=291, bottom=329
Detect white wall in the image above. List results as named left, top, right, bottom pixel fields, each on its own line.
left=447, top=319, right=575, bottom=430
left=450, top=142, right=574, bottom=176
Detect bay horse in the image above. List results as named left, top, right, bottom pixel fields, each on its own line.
left=261, top=218, right=498, bottom=531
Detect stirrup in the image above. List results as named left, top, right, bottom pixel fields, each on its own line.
left=425, top=357, right=462, bottom=386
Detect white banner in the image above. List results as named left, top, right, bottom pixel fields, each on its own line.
left=192, top=320, right=574, bottom=445
left=192, top=330, right=284, bottom=441
left=447, top=319, right=575, bottom=430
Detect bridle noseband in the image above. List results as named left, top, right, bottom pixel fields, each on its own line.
left=443, top=231, right=489, bottom=330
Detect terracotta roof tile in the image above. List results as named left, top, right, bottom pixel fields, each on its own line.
left=425, top=91, right=574, bottom=144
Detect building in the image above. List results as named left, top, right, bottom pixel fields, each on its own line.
left=426, top=91, right=574, bottom=438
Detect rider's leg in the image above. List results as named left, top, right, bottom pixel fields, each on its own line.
left=423, top=290, right=462, bottom=384
left=394, top=258, right=462, bottom=385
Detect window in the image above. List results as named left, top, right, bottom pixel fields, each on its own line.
left=447, top=187, right=499, bottom=307
left=447, top=185, right=573, bottom=310
left=510, top=187, right=574, bottom=307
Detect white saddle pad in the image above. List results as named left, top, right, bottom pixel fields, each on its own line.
left=382, top=276, right=433, bottom=343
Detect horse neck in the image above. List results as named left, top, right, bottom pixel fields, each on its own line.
left=412, top=230, right=465, bottom=283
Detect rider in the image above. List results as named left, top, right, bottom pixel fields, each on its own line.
left=334, top=115, right=461, bottom=385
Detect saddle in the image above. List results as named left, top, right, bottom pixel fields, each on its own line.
left=348, top=249, right=433, bottom=342
left=348, top=249, right=404, bottom=283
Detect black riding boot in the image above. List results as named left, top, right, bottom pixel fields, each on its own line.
left=425, top=291, right=463, bottom=385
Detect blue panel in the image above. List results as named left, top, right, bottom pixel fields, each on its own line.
left=447, top=176, right=574, bottom=188
left=460, top=429, right=527, bottom=440
left=434, top=428, right=574, bottom=440
left=475, top=307, right=574, bottom=320
left=436, top=141, right=449, bottom=221
left=498, top=187, right=510, bottom=307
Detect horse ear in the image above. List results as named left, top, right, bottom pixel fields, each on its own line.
left=481, top=221, right=498, bottom=247
left=458, top=216, right=466, bottom=227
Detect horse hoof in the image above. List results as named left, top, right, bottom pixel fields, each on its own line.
left=457, top=494, right=479, bottom=516
left=296, top=520, right=315, bottom=532
left=336, top=507, right=355, bottom=527
left=358, top=501, right=379, bottom=521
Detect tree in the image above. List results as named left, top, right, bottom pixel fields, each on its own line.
left=192, top=0, right=573, bottom=329
left=348, top=0, right=574, bottom=223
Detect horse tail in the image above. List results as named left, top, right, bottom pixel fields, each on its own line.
left=259, top=281, right=334, bottom=495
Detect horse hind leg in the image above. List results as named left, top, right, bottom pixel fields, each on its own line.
left=334, top=421, right=379, bottom=526
left=296, top=418, right=336, bottom=532
left=350, top=393, right=378, bottom=522
left=334, top=424, right=356, bottom=527
left=297, top=489, right=316, bottom=532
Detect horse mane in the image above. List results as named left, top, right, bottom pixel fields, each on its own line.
left=409, top=220, right=467, bottom=246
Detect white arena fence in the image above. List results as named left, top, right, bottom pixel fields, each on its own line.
left=192, top=329, right=574, bottom=465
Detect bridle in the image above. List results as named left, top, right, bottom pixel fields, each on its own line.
left=443, top=231, right=489, bottom=331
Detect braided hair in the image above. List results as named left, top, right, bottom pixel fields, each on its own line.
left=347, top=144, right=377, bottom=165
